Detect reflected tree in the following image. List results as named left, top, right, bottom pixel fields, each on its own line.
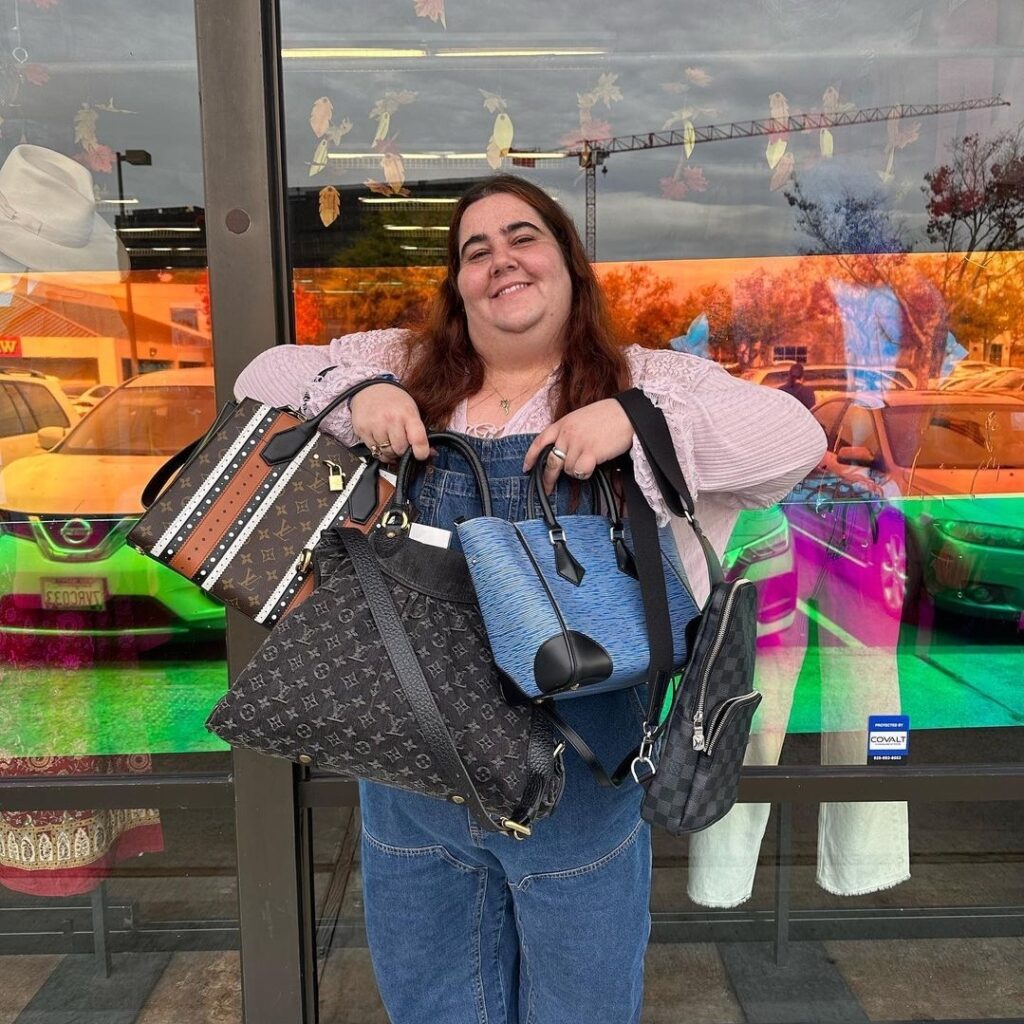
left=783, top=127, right=1024, bottom=377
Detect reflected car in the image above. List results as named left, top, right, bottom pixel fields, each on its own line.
left=742, top=363, right=913, bottom=403
left=0, top=367, right=224, bottom=646
left=71, top=382, right=116, bottom=414
left=940, top=367, right=1024, bottom=393
left=723, top=504, right=796, bottom=637
left=0, top=368, right=79, bottom=468
left=785, top=390, right=1024, bottom=621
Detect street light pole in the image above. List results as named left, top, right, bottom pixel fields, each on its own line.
left=115, top=149, right=151, bottom=378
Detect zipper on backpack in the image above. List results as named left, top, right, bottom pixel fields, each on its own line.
left=692, top=579, right=753, bottom=752
left=704, top=690, right=762, bottom=757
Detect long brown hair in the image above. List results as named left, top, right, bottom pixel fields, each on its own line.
left=400, top=175, right=630, bottom=428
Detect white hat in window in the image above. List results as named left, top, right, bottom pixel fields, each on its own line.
left=0, top=144, right=128, bottom=273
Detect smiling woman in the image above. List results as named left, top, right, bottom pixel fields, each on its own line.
left=268, top=2, right=1024, bottom=1022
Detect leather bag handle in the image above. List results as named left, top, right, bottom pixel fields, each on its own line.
left=391, top=431, right=494, bottom=518
left=260, top=376, right=407, bottom=465
left=139, top=375, right=404, bottom=508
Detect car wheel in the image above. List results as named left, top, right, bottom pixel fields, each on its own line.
left=877, top=519, right=922, bottom=622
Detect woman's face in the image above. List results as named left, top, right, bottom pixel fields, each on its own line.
left=455, top=193, right=572, bottom=349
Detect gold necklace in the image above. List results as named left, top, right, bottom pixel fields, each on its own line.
left=478, top=366, right=557, bottom=417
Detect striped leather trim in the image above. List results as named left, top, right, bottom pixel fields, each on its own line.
left=201, top=431, right=322, bottom=591
left=254, top=460, right=369, bottom=624
left=150, top=404, right=273, bottom=557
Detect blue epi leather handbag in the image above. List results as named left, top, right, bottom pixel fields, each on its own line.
left=457, top=435, right=700, bottom=703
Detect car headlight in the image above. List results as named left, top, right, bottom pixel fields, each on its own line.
left=934, top=519, right=1024, bottom=549
left=0, top=509, right=35, bottom=541
left=723, top=518, right=791, bottom=570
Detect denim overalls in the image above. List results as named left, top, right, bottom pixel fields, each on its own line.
left=358, top=434, right=651, bottom=1024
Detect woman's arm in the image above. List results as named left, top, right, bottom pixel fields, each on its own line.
left=626, top=347, right=826, bottom=520
left=233, top=328, right=409, bottom=444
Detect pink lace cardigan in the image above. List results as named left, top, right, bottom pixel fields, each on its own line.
left=234, top=329, right=825, bottom=603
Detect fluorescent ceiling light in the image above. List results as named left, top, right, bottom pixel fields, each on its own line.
left=358, top=196, right=459, bottom=205
left=281, top=46, right=603, bottom=60
left=435, top=48, right=606, bottom=58
left=385, top=224, right=449, bottom=232
left=118, top=227, right=202, bottom=234
left=281, top=47, right=427, bottom=59
left=330, top=151, right=566, bottom=162
left=99, top=198, right=139, bottom=205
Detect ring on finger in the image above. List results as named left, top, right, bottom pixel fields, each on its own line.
left=369, top=443, right=383, bottom=458
left=550, top=447, right=567, bottom=461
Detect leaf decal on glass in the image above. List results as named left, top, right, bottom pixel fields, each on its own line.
left=381, top=152, right=406, bottom=193
left=22, top=64, right=49, bottom=86
left=562, top=73, right=623, bottom=147
left=683, top=121, right=696, bottom=158
left=684, top=67, right=712, bottom=87
left=765, top=137, right=787, bottom=169
left=768, top=92, right=789, bottom=121
left=318, top=186, right=340, bottom=227
left=372, top=110, right=391, bottom=146
left=819, top=128, right=834, bottom=158
left=325, top=118, right=353, bottom=146
left=73, top=105, right=99, bottom=151
left=479, top=89, right=507, bottom=115
left=486, top=138, right=503, bottom=170
left=309, top=138, right=329, bottom=176
left=769, top=151, right=794, bottom=191
left=364, top=179, right=393, bottom=196
left=413, top=0, right=446, bottom=29
left=492, top=112, right=514, bottom=154
left=94, top=97, right=136, bottom=113
left=74, top=144, right=116, bottom=174
left=592, top=73, right=623, bottom=108
left=310, top=97, right=333, bottom=139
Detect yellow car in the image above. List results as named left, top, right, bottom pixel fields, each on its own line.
left=0, top=367, right=224, bottom=650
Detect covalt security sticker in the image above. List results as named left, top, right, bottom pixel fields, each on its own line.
left=867, top=715, right=910, bottom=763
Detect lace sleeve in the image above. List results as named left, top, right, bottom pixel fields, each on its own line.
left=233, top=328, right=410, bottom=444
left=625, top=346, right=827, bottom=524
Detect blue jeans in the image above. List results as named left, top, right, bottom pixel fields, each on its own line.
left=359, top=434, right=651, bottom=1024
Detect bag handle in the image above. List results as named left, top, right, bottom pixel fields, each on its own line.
left=139, top=375, right=403, bottom=509
left=260, top=376, right=407, bottom=465
left=389, top=431, right=494, bottom=519
left=520, top=445, right=638, bottom=586
left=340, top=529, right=531, bottom=836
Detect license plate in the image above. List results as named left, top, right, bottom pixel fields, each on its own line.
left=41, top=577, right=108, bottom=611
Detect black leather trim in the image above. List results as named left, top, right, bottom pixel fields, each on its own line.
left=552, top=537, right=586, bottom=586
left=345, top=461, right=381, bottom=524
left=534, top=631, right=612, bottom=694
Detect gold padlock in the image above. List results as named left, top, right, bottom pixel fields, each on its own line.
left=324, top=460, right=346, bottom=492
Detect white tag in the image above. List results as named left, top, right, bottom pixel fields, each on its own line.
left=409, top=522, right=452, bottom=549
left=380, top=469, right=398, bottom=485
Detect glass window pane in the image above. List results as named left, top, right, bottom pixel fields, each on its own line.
left=0, top=804, right=240, bottom=1023
left=14, top=382, right=69, bottom=430
left=0, top=383, right=24, bottom=437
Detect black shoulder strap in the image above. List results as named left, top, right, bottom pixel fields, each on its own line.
left=341, top=529, right=514, bottom=835
left=614, top=388, right=724, bottom=589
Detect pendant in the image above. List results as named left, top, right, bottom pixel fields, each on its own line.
left=500, top=398, right=511, bottom=414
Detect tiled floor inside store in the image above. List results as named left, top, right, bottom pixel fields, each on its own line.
left=2, top=799, right=1023, bottom=1023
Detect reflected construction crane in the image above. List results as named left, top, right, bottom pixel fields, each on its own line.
left=529, top=96, right=1010, bottom=260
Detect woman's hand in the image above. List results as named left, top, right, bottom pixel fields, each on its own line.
left=523, top=398, right=634, bottom=493
left=350, top=383, right=430, bottom=462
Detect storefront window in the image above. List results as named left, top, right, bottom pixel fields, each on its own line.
left=277, top=1, right=1024, bottom=1020
left=0, top=1, right=237, bottom=1013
